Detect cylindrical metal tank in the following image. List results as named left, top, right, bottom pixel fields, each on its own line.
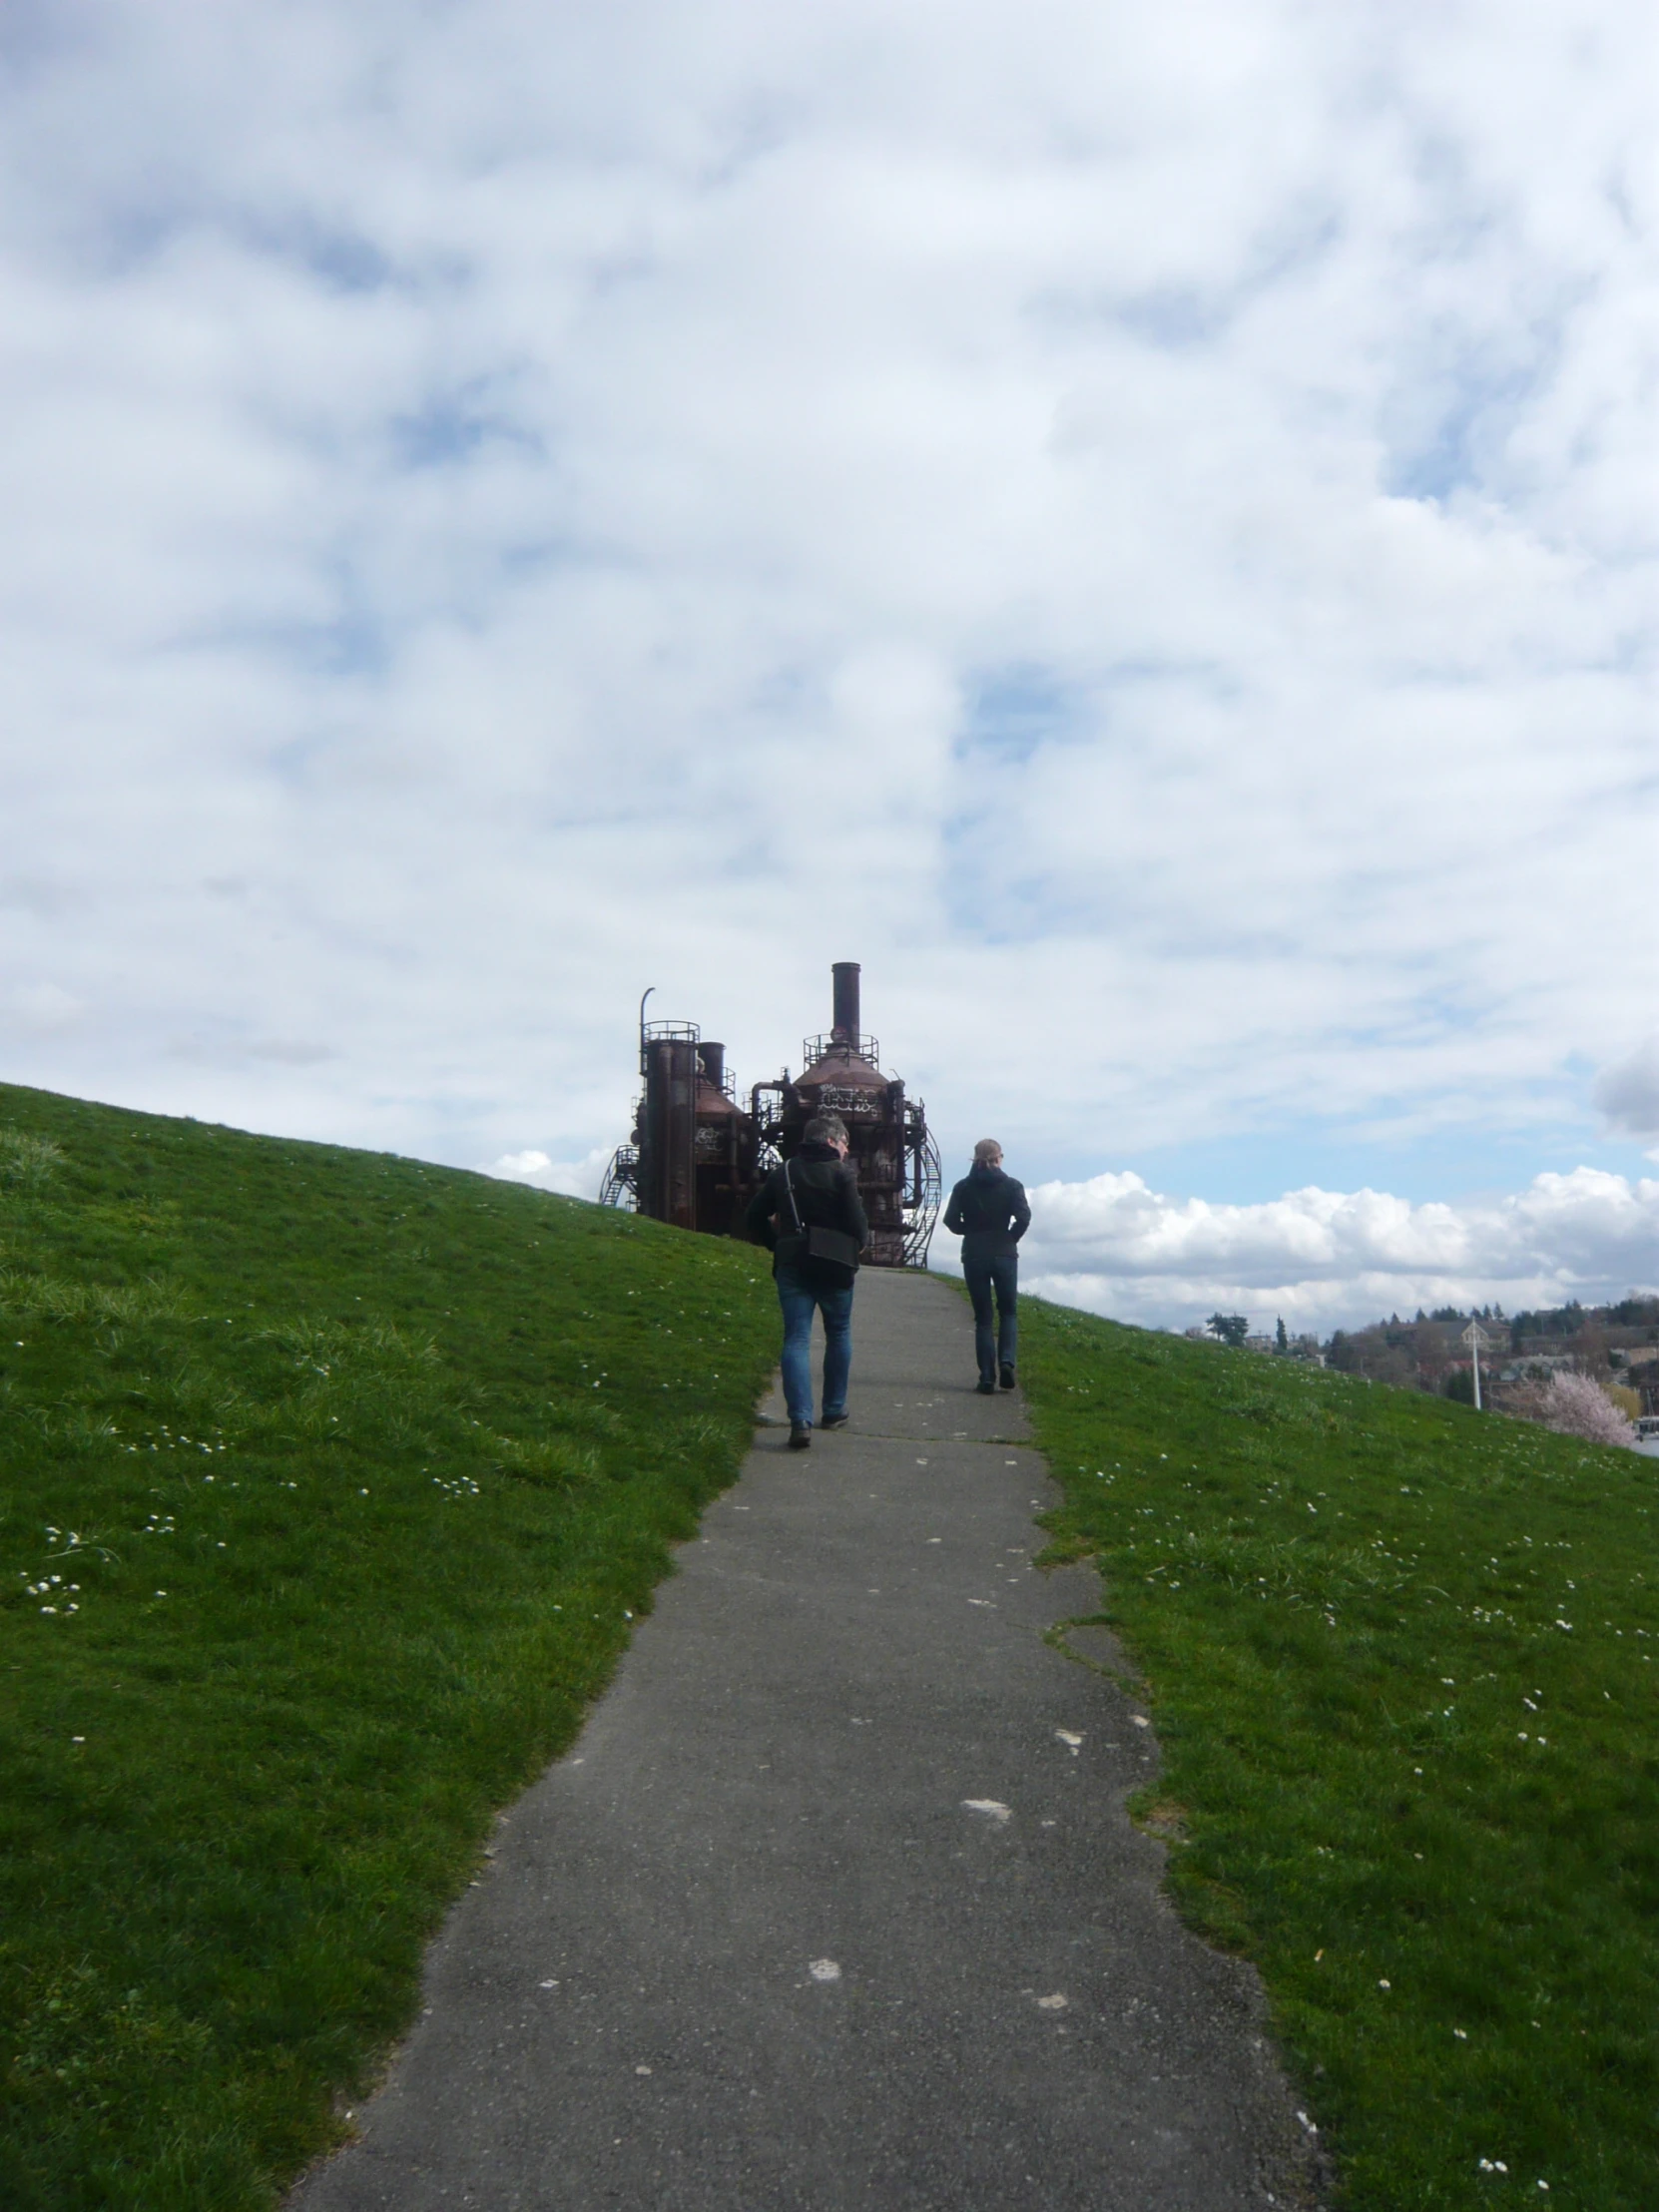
left=639, top=1034, right=699, bottom=1229
left=601, top=1021, right=761, bottom=1235
left=691, top=1041, right=758, bottom=1237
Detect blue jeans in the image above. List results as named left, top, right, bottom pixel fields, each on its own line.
left=963, top=1250, right=1018, bottom=1382
left=776, top=1264, right=853, bottom=1426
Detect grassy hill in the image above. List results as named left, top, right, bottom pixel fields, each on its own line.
left=1023, top=1302, right=1659, bottom=2211
left=7, top=1078, right=1657, bottom=2210
left=0, top=1084, right=777, bottom=2209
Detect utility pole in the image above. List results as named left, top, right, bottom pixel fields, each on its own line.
left=1461, top=1320, right=1493, bottom=1410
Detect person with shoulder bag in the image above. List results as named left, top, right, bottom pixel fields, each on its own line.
left=942, top=1138, right=1031, bottom=1393
left=744, top=1114, right=869, bottom=1449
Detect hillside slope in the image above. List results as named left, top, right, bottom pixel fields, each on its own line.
left=1022, top=1301, right=1659, bottom=2210
left=12, top=1080, right=1654, bottom=2209
left=0, top=1084, right=777, bottom=2210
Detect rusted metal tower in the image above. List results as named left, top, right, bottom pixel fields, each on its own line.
left=598, top=993, right=762, bottom=1239
left=601, top=965, right=939, bottom=1266
left=750, top=963, right=939, bottom=1267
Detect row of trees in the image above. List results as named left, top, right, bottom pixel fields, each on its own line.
left=1199, top=1303, right=1657, bottom=1446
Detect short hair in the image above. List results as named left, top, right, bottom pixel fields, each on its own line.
left=973, top=1138, right=1003, bottom=1163
left=804, top=1114, right=848, bottom=1147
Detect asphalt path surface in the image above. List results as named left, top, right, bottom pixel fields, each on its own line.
left=289, top=1268, right=1322, bottom=2211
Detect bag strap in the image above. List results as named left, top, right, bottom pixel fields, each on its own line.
left=781, top=1155, right=807, bottom=1236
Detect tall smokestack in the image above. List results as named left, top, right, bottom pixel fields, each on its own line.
left=831, top=961, right=860, bottom=1043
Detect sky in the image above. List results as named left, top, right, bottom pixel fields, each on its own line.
left=2, top=0, right=1655, bottom=1333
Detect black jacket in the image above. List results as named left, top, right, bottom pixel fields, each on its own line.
left=942, top=1162, right=1030, bottom=1258
left=744, top=1143, right=870, bottom=1286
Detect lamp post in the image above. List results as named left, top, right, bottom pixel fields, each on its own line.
left=1461, top=1320, right=1493, bottom=1410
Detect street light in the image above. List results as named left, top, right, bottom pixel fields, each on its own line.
left=1461, top=1320, right=1494, bottom=1410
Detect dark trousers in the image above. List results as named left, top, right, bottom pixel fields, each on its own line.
left=963, top=1250, right=1018, bottom=1382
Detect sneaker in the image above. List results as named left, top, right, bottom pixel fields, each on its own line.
left=789, top=1421, right=812, bottom=1450
left=976, top=1378, right=996, bottom=1394
left=821, top=1411, right=848, bottom=1430
left=999, top=1366, right=1017, bottom=1390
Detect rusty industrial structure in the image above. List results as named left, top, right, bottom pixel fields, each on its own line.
left=599, top=963, right=940, bottom=1266
left=597, top=1007, right=760, bottom=1241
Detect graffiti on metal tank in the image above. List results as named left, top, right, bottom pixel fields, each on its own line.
left=599, top=963, right=941, bottom=1268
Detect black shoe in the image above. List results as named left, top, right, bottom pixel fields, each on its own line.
left=976, top=1378, right=996, bottom=1394
left=999, top=1366, right=1017, bottom=1390
left=789, top=1421, right=812, bottom=1450
left=821, top=1412, right=848, bottom=1430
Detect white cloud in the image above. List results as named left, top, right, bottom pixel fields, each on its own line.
left=166, top=1034, right=336, bottom=1066
left=483, top=1146, right=612, bottom=1202
left=0, top=2, right=1654, bottom=1198
left=1594, top=1037, right=1659, bottom=1140
left=1004, top=1164, right=1659, bottom=1335
left=9, top=982, right=84, bottom=1031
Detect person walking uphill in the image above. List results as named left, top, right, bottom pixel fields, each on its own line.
left=745, top=1115, right=869, bottom=1450
left=943, top=1139, right=1031, bottom=1393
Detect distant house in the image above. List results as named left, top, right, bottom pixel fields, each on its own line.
left=1497, top=1355, right=1575, bottom=1383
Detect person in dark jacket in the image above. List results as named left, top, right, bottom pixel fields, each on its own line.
left=744, top=1114, right=869, bottom=1449
left=942, top=1139, right=1031, bottom=1392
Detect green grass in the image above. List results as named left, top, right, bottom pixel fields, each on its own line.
left=16, top=1092, right=1653, bottom=2212
left=1020, top=1298, right=1659, bottom=2210
left=0, top=1083, right=778, bottom=2210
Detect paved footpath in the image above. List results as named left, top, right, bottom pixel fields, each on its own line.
left=290, top=1268, right=1321, bottom=2212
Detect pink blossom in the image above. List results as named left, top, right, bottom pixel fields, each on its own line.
left=1539, top=1370, right=1635, bottom=1449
